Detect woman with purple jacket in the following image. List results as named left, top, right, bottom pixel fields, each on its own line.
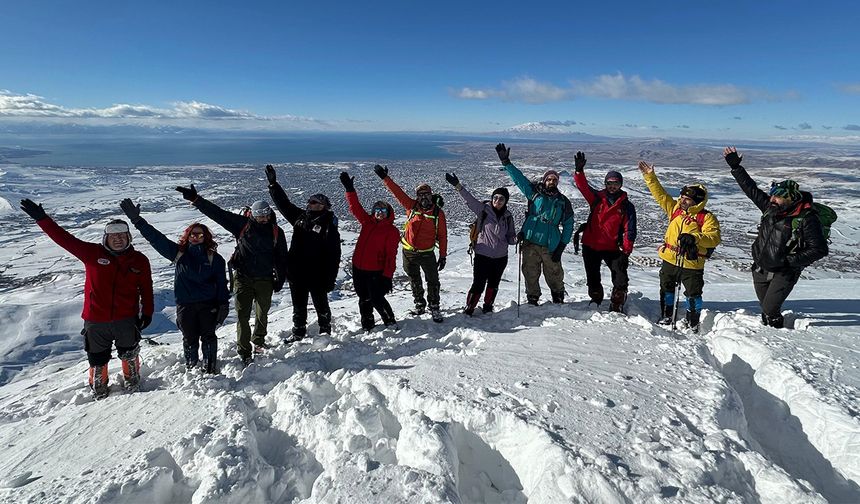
left=445, top=172, right=517, bottom=315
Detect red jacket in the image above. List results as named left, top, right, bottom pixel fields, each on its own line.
left=37, top=217, right=154, bottom=323
left=346, top=192, right=400, bottom=278
left=574, top=172, right=637, bottom=254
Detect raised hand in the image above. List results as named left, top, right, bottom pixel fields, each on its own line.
left=495, top=143, right=511, bottom=165
left=444, top=172, right=460, bottom=187
left=637, top=161, right=654, bottom=174
left=20, top=198, right=47, bottom=221
left=175, top=184, right=198, bottom=202
left=265, top=164, right=277, bottom=185
left=339, top=171, right=355, bottom=192
left=723, top=146, right=743, bottom=169
left=120, top=198, right=142, bottom=223
left=373, top=164, right=389, bottom=180
left=574, top=151, right=587, bottom=172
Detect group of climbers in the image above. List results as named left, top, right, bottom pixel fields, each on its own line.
left=19, top=144, right=830, bottom=399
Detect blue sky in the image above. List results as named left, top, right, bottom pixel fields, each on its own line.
left=2, top=0, right=859, bottom=141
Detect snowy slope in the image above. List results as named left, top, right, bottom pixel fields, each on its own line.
left=0, top=155, right=858, bottom=503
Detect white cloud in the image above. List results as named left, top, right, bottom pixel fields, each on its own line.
left=455, top=73, right=762, bottom=106
left=838, top=83, right=860, bottom=94
left=571, top=73, right=750, bottom=105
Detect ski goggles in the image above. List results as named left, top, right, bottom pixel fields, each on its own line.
left=104, top=222, right=130, bottom=234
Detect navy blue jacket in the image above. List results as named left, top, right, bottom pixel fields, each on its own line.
left=133, top=217, right=230, bottom=305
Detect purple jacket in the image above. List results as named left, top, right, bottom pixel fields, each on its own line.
left=459, top=185, right=516, bottom=259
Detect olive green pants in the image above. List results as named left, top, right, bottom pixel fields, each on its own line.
left=234, top=275, right=274, bottom=358
left=521, top=241, right=565, bottom=302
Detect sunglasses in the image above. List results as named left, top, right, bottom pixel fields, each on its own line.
left=307, top=200, right=324, bottom=206
left=605, top=181, right=622, bottom=187
left=372, top=206, right=389, bottom=215
left=491, top=194, right=506, bottom=201
left=190, top=231, right=205, bottom=238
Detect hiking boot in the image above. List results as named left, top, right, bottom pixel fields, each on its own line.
left=319, top=325, right=332, bottom=335
left=240, top=355, right=254, bottom=368
left=765, top=314, right=785, bottom=329
left=686, top=310, right=700, bottom=333
left=481, top=303, right=494, bottom=314
left=430, top=308, right=444, bottom=323
left=483, top=288, right=498, bottom=310
left=119, top=347, right=141, bottom=392
left=526, top=296, right=539, bottom=306
left=409, top=305, right=426, bottom=316
left=185, top=360, right=199, bottom=371
left=284, top=326, right=306, bottom=343
left=551, top=291, right=565, bottom=304
left=384, top=320, right=400, bottom=331
left=609, top=288, right=627, bottom=313
left=657, top=303, right=674, bottom=325
left=588, top=286, right=604, bottom=306
left=203, top=359, right=218, bottom=374
left=89, top=364, right=109, bottom=400
left=254, top=341, right=272, bottom=354
left=464, top=292, right=480, bottom=317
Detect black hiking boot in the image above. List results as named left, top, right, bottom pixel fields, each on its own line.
left=430, top=306, right=444, bottom=323
left=551, top=291, right=565, bottom=304
left=657, top=304, right=673, bottom=325
left=686, top=310, right=700, bottom=333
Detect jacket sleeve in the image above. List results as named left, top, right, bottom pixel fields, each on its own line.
left=643, top=171, right=677, bottom=217
left=36, top=217, right=100, bottom=262
left=382, top=177, right=417, bottom=210
left=273, top=228, right=290, bottom=292
left=383, top=227, right=399, bottom=278
left=192, top=196, right=247, bottom=236
left=731, top=165, right=770, bottom=212
left=326, top=223, right=342, bottom=290
left=573, top=171, right=598, bottom=205
left=132, top=217, right=179, bottom=262
left=345, top=190, right=372, bottom=226
left=214, top=253, right=230, bottom=304
left=788, top=212, right=828, bottom=269
left=269, top=182, right=304, bottom=226
left=504, top=162, right=535, bottom=200
left=138, top=255, right=154, bottom=317
left=622, top=201, right=637, bottom=254
left=506, top=214, right=517, bottom=245
left=458, top=185, right=485, bottom=216
left=559, top=198, right=575, bottom=246
left=694, top=211, right=722, bottom=250
left=437, top=210, right=448, bottom=257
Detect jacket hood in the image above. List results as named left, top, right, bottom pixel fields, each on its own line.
left=374, top=201, right=396, bottom=225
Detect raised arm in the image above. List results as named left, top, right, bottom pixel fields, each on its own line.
left=340, top=172, right=372, bottom=225
left=444, top=172, right=485, bottom=216
left=725, top=147, right=769, bottom=212
left=266, top=165, right=304, bottom=226
left=176, top=185, right=247, bottom=236
left=639, top=162, right=676, bottom=217
left=572, top=151, right=598, bottom=204
left=120, top=199, right=179, bottom=262
left=21, top=199, right=99, bottom=262
left=375, top=165, right=416, bottom=210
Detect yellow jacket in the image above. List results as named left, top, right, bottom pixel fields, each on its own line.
left=643, top=171, right=721, bottom=270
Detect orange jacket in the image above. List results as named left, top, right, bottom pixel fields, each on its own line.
left=383, top=177, right=447, bottom=257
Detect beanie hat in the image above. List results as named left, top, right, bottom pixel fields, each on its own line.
left=415, top=183, right=432, bottom=195
left=250, top=200, right=272, bottom=217
left=769, top=180, right=801, bottom=201
left=542, top=170, right=560, bottom=182
left=491, top=187, right=510, bottom=203
left=604, top=171, right=623, bottom=185
left=308, top=193, right=332, bottom=209
left=680, top=185, right=707, bottom=204
left=103, top=219, right=132, bottom=250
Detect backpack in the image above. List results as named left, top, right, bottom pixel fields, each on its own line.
left=670, top=208, right=716, bottom=259
left=228, top=221, right=282, bottom=292
left=789, top=202, right=837, bottom=252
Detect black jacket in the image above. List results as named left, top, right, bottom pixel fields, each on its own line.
left=269, top=182, right=342, bottom=290
left=192, top=196, right=290, bottom=290
left=731, top=165, right=828, bottom=272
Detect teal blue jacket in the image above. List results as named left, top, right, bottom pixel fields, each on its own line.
left=504, top=162, right=575, bottom=251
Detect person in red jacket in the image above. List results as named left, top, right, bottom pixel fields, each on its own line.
left=339, top=172, right=400, bottom=331
left=572, top=152, right=637, bottom=312
left=20, top=199, right=154, bottom=400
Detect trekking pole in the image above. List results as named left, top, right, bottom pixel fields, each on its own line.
left=670, top=245, right=685, bottom=330
left=517, top=242, right=522, bottom=318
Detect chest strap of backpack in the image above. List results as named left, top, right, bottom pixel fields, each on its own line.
left=173, top=250, right=214, bottom=266
left=401, top=205, right=438, bottom=252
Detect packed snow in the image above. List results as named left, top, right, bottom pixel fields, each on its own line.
left=0, top=147, right=858, bottom=503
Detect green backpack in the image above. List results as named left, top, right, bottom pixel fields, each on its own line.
left=790, top=202, right=837, bottom=251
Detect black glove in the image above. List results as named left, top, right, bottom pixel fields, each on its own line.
left=265, top=164, right=277, bottom=185
left=516, top=231, right=525, bottom=244
left=444, top=172, right=459, bottom=187
left=20, top=199, right=47, bottom=221
left=437, top=256, right=446, bottom=271
left=495, top=143, right=511, bottom=166
left=551, top=244, right=566, bottom=262
left=119, top=198, right=141, bottom=223
left=216, top=304, right=229, bottom=325
left=339, top=172, right=355, bottom=192
left=373, top=164, right=389, bottom=180
left=175, top=184, right=198, bottom=202
left=678, top=233, right=698, bottom=259
left=574, top=151, right=587, bottom=173
left=725, top=151, right=743, bottom=169
left=380, top=276, right=393, bottom=294
left=136, top=314, right=152, bottom=331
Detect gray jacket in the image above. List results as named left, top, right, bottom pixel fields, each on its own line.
left=459, top=185, right=516, bottom=259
